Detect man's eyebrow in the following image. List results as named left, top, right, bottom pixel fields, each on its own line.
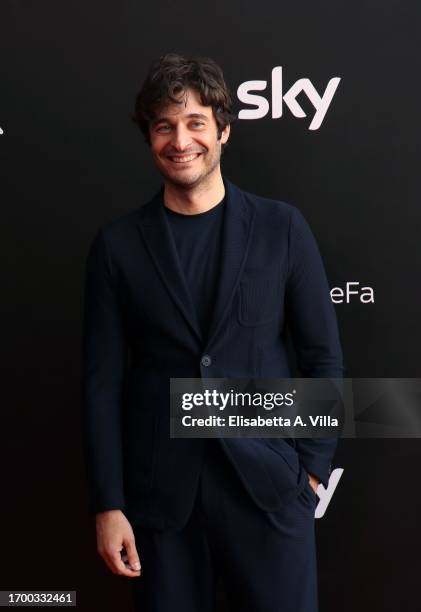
left=186, top=113, right=209, bottom=121
left=151, top=113, right=209, bottom=126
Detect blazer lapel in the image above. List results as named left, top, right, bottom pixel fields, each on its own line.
left=206, top=178, right=255, bottom=346
left=137, top=188, right=203, bottom=343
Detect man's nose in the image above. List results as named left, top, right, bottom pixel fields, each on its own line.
left=170, top=125, right=192, bottom=151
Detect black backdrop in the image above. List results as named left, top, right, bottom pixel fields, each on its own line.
left=1, top=1, right=420, bottom=611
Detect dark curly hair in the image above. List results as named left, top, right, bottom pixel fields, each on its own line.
left=132, top=53, right=236, bottom=149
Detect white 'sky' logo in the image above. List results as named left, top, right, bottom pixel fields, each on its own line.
left=315, top=468, right=343, bottom=518
left=237, top=67, right=341, bottom=130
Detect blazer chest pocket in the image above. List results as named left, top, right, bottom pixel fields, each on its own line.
left=238, top=264, right=283, bottom=327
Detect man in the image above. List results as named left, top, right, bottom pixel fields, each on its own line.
left=82, top=53, right=343, bottom=612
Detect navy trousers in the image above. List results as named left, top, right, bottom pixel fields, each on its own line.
left=131, top=440, right=318, bottom=612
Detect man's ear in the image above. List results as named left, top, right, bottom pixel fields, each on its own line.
left=220, top=123, right=231, bottom=145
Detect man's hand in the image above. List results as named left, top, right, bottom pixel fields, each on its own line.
left=308, top=473, right=320, bottom=495
left=95, top=510, right=141, bottom=577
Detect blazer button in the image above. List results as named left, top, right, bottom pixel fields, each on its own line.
left=201, top=355, right=212, bottom=367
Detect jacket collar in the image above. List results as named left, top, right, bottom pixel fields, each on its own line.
left=137, top=177, right=255, bottom=348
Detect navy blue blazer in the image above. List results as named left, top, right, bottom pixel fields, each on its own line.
left=82, top=177, right=344, bottom=529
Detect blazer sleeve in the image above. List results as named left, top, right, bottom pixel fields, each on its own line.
left=285, top=206, right=344, bottom=488
left=81, top=229, right=128, bottom=514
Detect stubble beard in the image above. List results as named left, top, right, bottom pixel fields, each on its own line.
left=157, top=144, right=222, bottom=191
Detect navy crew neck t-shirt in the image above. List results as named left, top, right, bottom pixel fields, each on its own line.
left=164, top=197, right=225, bottom=339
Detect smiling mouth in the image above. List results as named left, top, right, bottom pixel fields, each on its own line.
left=167, top=153, right=202, bottom=164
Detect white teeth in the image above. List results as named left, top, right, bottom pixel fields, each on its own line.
left=169, top=153, right=200, bottom=163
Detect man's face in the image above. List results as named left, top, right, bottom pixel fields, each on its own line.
left=149, top=88, right=230, bottom=188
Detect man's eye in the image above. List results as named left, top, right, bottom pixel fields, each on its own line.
left=191, top=122, right=205, bottom=128
left=156, top=125, right=171, bottom=132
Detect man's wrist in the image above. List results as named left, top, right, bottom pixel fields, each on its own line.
left=95, top=509, right=123, bottom=519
